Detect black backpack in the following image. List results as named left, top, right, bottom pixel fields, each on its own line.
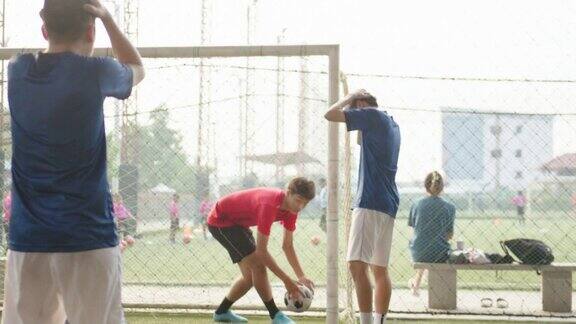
left=485, top=252, right=514, bottom=264
left=501, top=239, right=554, bottom=265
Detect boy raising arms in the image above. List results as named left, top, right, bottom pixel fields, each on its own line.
left=3, top=0, right=144, bottom=322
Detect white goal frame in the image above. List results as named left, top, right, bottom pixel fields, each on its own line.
left=0, top=45, right=341, bottom=324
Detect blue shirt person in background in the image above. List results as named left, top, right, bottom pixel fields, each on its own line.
left=3, top=1, right=144, bottom=323
left=325, top=89, right=401, bottom=324
left=407, top=171, right=455, bottom=296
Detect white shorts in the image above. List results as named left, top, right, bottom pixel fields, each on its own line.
left=346, top=208, right=395, bottom=267
left=2, top=247, right=125, bottom=324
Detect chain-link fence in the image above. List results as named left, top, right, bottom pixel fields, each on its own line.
left=111, top=52, right=332, bottom=291
left=1, top=2, right=576, bottom=322
left=336, top=73, right=576, bottom=320
left=1, top=47, right=342, bottom=312
left=2, top=47, right=575, bottom=321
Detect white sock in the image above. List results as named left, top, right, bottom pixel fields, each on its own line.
left=360, top=312, right=373, bottom=324
left=374, top=313, right=387, bottom=324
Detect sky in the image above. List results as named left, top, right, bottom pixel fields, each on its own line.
left=4, top=0, right=576, bottom=184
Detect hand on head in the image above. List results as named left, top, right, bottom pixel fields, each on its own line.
left=83, top=0, right=110, bottom=19
left=352, top=89, right=370, bottom=99
left=347, top=89, right=374, bottom=109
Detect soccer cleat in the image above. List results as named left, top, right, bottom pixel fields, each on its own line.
left=213, top=310, right=248, bottom=322
left=271, top=311, right=295, bottom=324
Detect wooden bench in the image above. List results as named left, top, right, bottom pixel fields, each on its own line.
left=414, top=262, right=576, bottom=313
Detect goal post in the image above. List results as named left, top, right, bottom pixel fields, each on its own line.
left=0, top=45, right=342, bottom=323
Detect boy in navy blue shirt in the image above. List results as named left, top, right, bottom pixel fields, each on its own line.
left=3, top=0, right=144, bottom=323
left=325, top=89, right=401, bottom=324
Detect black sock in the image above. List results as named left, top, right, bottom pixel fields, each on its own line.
left=264, top=299, right=280, bottom=319
left=215, top=297, right=234, bottom=315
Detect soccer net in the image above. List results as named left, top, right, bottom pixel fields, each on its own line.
left=0, top=45, right=344, bottom=318
left=2, top=45, right=576, bottom=322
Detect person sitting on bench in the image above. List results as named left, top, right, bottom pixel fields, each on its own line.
left=408, top=171, right=456, bottom=296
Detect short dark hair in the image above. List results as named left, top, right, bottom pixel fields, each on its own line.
left=353, top=94, right=378, bottom=108
left=287, top=177, right=316, bottom=201
left=42, top=0, right=93, bottom=43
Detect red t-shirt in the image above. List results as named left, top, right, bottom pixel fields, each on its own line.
left=207, top=188, right=297, bottom=236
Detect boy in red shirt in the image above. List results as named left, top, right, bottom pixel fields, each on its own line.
left=208, top=177, right=316, bottom=324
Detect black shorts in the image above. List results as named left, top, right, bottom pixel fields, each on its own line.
left=170, top=218, right=180, bottom=230
left=517, top=206, right=525, bottom=216
left=208, top=225, right=256, bottom=263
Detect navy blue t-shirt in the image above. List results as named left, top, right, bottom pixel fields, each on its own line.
left=8, top=52, right=133, bottom=252
left=344, top=108, right=401, bottom=217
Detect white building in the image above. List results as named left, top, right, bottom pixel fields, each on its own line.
left=442, top=110, right=553, bottom=191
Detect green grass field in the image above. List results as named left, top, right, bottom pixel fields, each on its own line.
left=122, top=211, right=576, bottom=291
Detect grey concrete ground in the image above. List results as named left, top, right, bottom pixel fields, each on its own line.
left=123, top=285, right=576, bottom=320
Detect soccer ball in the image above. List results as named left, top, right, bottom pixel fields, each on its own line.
left=125, top=235, right=135, bottom=246
left=284, top=285, right=314, bottom=313
left=182, top=225, right=192, bottom=244
left=310, top=236, right=320, bottom=246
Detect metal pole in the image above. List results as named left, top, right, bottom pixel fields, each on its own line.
left=275, top=30, right=286, bottom=183
left=297, top=56, right=308, bottom=175
left=0, top=0, right=7, bottom=196
left=326, top=45, right=340, bottom=324
left=0, top=45, right=340, bottom=59
left=121, top=0, right=139, bottom=165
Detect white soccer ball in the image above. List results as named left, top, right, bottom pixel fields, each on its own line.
left=284, top=285, right=314, bottom=313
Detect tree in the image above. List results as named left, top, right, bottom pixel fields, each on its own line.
left=132, top=105, right=206, bottom=194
